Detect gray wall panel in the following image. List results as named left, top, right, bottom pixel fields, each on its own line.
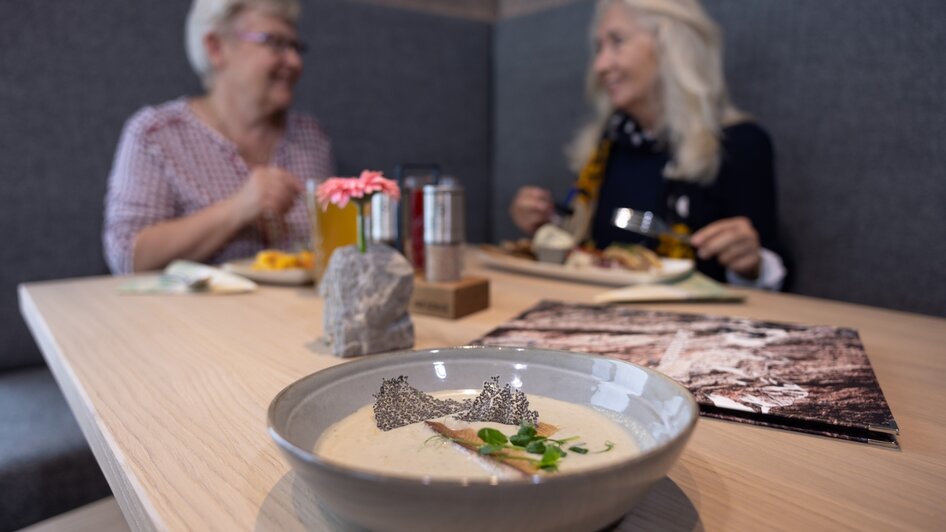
left=703, top=0, right=946, bottom=316
left=0, top=1, right=200, bottom=370
left=492, top=0, right=592, bottom=241
left=300, top=0, right=492, bottom=242
left=493, top=0, right=946, bottom=316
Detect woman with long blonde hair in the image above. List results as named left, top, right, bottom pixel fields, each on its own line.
left=510, top=0, right=785, bottom=288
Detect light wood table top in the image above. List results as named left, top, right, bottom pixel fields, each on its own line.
left=19, top=256, right=946, bottom=531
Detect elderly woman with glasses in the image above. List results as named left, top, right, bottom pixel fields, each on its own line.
left=509, top=0, right=787, bottom=289
left=104, top=0, right=332, bottom=274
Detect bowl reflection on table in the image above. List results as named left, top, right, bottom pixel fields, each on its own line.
left=267, top=346, right=698, bottom=532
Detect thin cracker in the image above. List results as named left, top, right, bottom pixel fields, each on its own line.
left=425, top=421, right=559, bottom=476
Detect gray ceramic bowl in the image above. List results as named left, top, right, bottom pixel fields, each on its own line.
left=268, top=346, right=698, bottom=532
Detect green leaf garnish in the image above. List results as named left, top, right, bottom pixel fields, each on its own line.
left=478, top=443, right=505, bottom=455
left=509, top=434, right=532, bottom=447
left=477, top=427, right=508, bottom=446
left=517, top=424, right=537, bottom=438
left=525, top=440, right=547, bottom=454
left=438, top=424, right=612, bottom=474
left=550, top=435, right=580, bottom=445
left=538, top=446, right=564, bottom=471
left=541, top=445, right=564, bottom=463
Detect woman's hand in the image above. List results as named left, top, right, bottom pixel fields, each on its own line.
left=232, top=166, right=303, bottom=225
left=690, top=216, right=761, bottom=279
left=131, top=167, right=302, bottom=272
left=510, top=186, right=554, bottom=235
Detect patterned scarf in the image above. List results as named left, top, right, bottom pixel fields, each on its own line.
left=569, top=112, right=694, bottom=259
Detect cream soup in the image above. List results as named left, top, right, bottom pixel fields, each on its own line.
left=315, top=391, right=640, bottom=480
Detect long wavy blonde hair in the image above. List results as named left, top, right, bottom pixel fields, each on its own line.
left=567, top=0, right=746, bottom=183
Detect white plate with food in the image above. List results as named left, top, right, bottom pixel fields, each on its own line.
left=222, top=250, right=314, bottom=286
left=477, top=244, right=693, bottom=286
left=268, top=346, right=698, bottom=532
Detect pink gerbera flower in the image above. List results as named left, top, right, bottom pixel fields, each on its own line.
left=315, top=170, right=401, bottom=253
left=317, top=177, right=362, bottom=210
left=359, top=170, right=401, bottom=200
left=316, top=171, right=400, bottom=210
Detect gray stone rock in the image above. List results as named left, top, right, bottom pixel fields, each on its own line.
left=319, top=244, right=415, bottom=357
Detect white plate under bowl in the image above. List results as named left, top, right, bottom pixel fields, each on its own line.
left=268, top=346, right=698, bottom=532
left=222, top=258, right=313, bottom=286
left=477, top=245, right=693, bottom=286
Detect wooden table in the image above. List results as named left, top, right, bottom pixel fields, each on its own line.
left=19, top=257, right=946, bottom=531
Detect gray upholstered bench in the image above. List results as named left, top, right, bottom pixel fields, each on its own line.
left=0, top=367, right=110, bottom=531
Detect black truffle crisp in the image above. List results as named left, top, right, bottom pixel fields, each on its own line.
left=455, top=376, right=539, bottom=427
left=373, top=376, right=469, bottom=431
left=372, top=375, right=539, bottom=431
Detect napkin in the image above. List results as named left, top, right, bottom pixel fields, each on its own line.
left=594, top=271, right=744, bottom=303
left=119, top=260, right=257, bottom=295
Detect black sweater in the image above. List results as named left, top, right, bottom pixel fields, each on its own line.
left=591, top=120, right=782, bottom=283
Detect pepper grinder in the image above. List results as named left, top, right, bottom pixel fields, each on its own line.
left=423, top=182, right=464, bottom=282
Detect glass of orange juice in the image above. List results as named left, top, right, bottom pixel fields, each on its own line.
left=306, top=179, right=358, bottom=282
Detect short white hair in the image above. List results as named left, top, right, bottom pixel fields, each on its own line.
left=185, top=0, right=301, bottom=88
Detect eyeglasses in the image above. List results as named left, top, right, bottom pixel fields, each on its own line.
left=233, top=31, right=308, bottom=55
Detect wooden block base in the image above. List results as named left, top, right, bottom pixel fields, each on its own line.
left=410, top=275, right=490, bottom=319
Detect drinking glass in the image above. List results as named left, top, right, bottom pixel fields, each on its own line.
left=306, top=179, right=358, bottom=282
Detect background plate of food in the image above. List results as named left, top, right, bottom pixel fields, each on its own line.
left=222, top=250, right=314, bottom=285
left=477, top=242, right=693, bottom=287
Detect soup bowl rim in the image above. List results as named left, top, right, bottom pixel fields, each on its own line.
left=267, top=345, right=698, bottom=488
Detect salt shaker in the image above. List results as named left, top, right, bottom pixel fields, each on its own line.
left=370, top=192, right=398, bottom=246
left=423, top=182, right=464, bottom=282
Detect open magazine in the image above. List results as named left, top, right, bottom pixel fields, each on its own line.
left=473, top=300, right=899, bottom=447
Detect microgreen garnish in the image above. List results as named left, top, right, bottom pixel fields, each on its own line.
left=478, top=444, right=506, bottom=455
left=595, top=441, right=616, bottom=453
left=427, top=419, right=616, bottom=475
left=463, top=423, right=614, bottom=473
left=539, top=445, right=566, bottom=471
left=477, top=428, right=508, bottom=446
left=550, top=435, right=580, bottom=445
left=517, top=425, right=537, bottom=437
left=525, top=440, right=547, bottom=454
left=506, top=424, right=532, bottom=444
